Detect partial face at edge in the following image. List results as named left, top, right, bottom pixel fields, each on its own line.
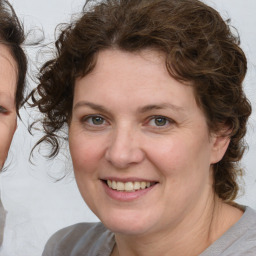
left=69, top=49, right=229, bottom=236
left=0, top=44, right=17, bottom=169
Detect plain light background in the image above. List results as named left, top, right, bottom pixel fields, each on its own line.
left=0, top=0, right=255, bottom=255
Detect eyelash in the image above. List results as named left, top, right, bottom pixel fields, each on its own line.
left=81, top=114, right=174, bottom=129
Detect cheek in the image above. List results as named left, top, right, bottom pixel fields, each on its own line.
left=148, top=136, right=213, bottom=211
left=0, top=118, right=16, bottom=167
left=69, top=133, right=105, bottom=174
left=147, top=137, right=189, bottom=171
left=147, top=133, right=212, bottom=178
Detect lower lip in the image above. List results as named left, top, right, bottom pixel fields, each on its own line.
left=102, top=181, right=156, bottom=202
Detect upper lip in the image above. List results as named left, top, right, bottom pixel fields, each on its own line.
left=100, top=177, right=158, bottom=183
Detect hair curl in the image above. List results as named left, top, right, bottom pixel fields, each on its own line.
left=29, top=0, right=251, bottom=202
left=0, top=0, right=27, bottom=112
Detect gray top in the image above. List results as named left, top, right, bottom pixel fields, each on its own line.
left=42, top=206, right=256, bottom=256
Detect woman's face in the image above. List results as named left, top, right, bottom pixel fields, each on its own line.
left=0, top=44, right=17, bottom=169
left=69, top=49, right=228, bottom=236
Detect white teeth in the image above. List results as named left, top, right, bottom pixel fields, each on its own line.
left=106, top=180, right=154, bottom=192
left=116, top=182, right=124, bottom=191
left=124, top=182, right=134, bottom=191
left=112, top=181, right=117, bottom=189
left=134, top=181, right=140, bottom=190
left=140, top=181, right=146, bottom=189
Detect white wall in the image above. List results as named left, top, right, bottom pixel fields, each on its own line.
left=0, top=1, right=255, bottom=255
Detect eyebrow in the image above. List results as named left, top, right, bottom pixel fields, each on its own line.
left=74, top=101, right=185, bottom=114
left=73, top=101, right=110, bottom=114
left=138, top=103, right=185, bottom=113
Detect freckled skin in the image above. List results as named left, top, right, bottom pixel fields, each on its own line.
left=69, top=49, right=240, bottom=255
left=0, top=44, right=17, bottom=169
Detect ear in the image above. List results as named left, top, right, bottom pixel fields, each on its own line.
left=210, top=132, right=230, bottom=164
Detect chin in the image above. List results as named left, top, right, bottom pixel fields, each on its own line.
left=99, top=211, right=154, bottom=236
left=106, top=222, right=148, bottom=236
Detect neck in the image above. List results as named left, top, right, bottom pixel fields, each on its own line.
left=112, top=196, right=243, bottom=256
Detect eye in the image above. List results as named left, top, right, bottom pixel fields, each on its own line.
left=153, top=117, right=168, bottom=126
left=82, top=115, right=107, bottom=126
left=147, top=116, right=173, bottom=128
left=0, top=106, right=8, bottom=114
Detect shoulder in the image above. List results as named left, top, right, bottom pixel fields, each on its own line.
left=224, top=206, right=256, bottom=256
left=231, top=206, right=256, bottom=254
left=201, top=206, right=256, bottom=256
left=42, top=222, right=115, bottom=256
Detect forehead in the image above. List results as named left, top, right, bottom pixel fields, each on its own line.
left=0, top=44, right=17, bottom=99
left=74, top=49, right=199, bottom=115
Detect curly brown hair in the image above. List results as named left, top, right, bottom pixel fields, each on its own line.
left=0, top=0, right=27, bottom=112
left=29, top=0, right=251, bottom=202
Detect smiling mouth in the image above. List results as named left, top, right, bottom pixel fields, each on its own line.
left=104, top=180, right=157, bottom=192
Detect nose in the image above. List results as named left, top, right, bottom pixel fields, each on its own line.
left=105, top=127, right=145, bottom=169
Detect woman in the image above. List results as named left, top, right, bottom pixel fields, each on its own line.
left=30, top=0, right=254, bottom=255
left=0, top=0, right=27, bottom=246
left=0, top=0, right=26, bottom=171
